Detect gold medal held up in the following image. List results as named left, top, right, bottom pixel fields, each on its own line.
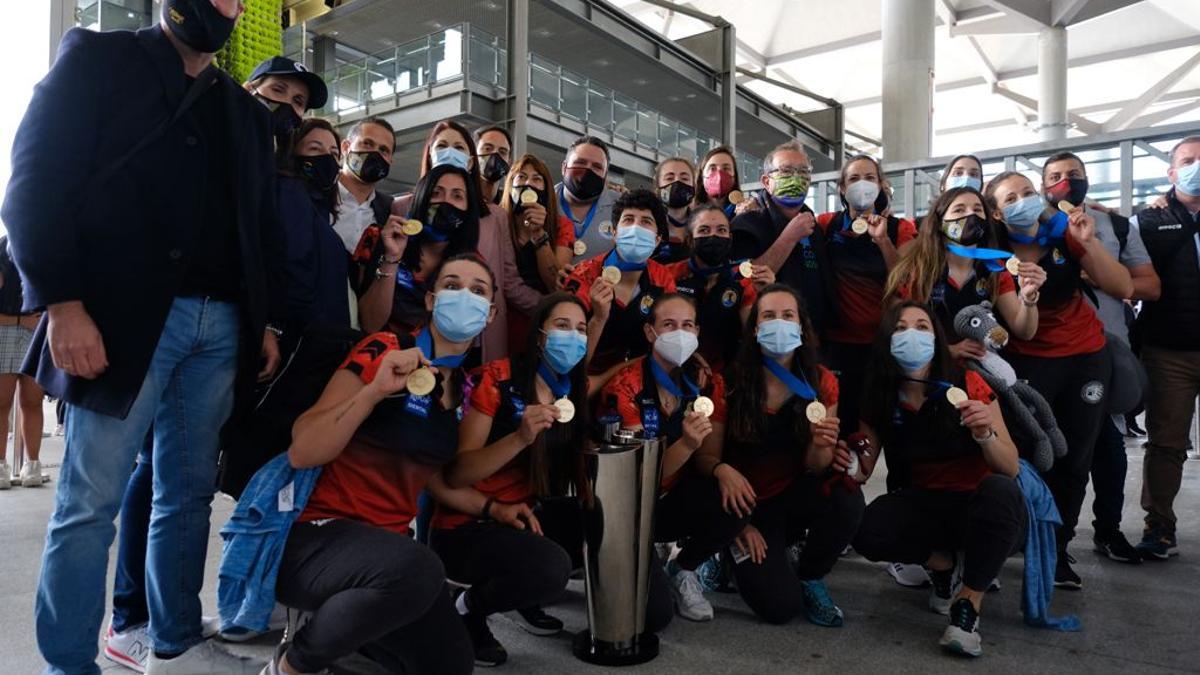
left=946, top=386, right=968, bottom=406
left=520, top=190, right=539, bottom=205
left=573, top=240, right=587, bottom=256
left=406, top=367, right=436, bottom=397
left=727, top=190, right=744, bottom=205
left=805, top=401, right=827, bottom=423
left=692, top=396, right=715, bottom=418
left=554, top=397, right=575, bottom=423
left=401, top=220, right=423, bottom=236
left=851, top=218, right=869, bottom=235
left=1005, top=256, right=1021, bottom=276
left=601, top=266, right=621, bottom=284
left=1057, top=200, right=1075, bottom=214
left=738, top=261, right=754, bottom=278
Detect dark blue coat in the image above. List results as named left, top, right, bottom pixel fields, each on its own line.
left=0, top=26, right=284, bottom=419
left=277, top=176, right=350, bottom=334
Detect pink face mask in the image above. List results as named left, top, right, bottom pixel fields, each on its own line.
left=703, top=169, right=734, bottom=199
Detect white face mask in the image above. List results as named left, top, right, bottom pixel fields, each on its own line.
left=846, top=180, right=880, bottom=211
left=653, top=329, right=699, bottom=367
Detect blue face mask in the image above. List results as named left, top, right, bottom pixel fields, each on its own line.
left=615, top=225, right=658, bottom=264
left=1002, top=194, right=1043, bottom=231
left=432, top=289, right=491, bottom=343
left=756, top=319, right=803, bottom=358
left=431, top=146, right=470, bottom=171
left=1175, top=160, right=1200, bottom=197
left=890, top=328, right=936, bottom=372
left=543, top=329, right=587, bottom=374
left=945, top=174, right=982, bottom=192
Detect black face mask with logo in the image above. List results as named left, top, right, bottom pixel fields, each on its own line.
left=345, top=150, right=390, bottom=184
left=164, top=0, right=236, bottom=53
left=659, top=181, right=695, bottom=209
left=294, top=154, right=340, bottom=190
left=481, top=153, right=511, bottom=184
left=255, top=94, right=302, bottom=137
left=940, top=213, right=989, bottom=246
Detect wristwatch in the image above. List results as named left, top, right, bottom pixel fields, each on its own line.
left=531, top=233, right=550, bottom=248
left=972, top=427, right=998, bottom=444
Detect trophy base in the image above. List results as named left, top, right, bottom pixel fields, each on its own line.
left=572, top=629, right=659, bottom=666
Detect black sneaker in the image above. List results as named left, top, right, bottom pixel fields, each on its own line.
left=939, top=598, right=982, bottom=657
left=1054, top=553, right=1082, bottom=590
left=927, top=567, right=954, bottom=615
left=463, top=612, right=507, bottom=667
left=1123, top=418, right=1146, bottom=437
left=1093, top=531, right=1143, bottom=565
left=1136, top=528, right=1179, bottom=561
left=513, top=606, right=563, bottom=636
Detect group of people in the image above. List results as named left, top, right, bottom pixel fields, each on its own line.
left=2, top=1, right=1197, bottom=674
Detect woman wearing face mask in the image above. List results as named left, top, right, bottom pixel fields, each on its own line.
left=564, top=189, right=678, bottom=375
left=984, top=171, right=1131, bottom=589
left=653, top=157, right=698, bottom=263
left=817, top=154, right=917, bottom=437
left=698, top=285, right=861, bottom=627
left=502, top=155, right=577, bottom=349
left=667, top=205, right=774, bottom=370
left=599, top=294, right=746, bottom=623
left=694, top=146, right=742, bottom=217
left=265, top=254, right=497, bottom=675
left=884, top=187, right=1046, bottom=361
left=429, top=294, right=590, bottom=667
left=938, top=154, right=985, bottom=194
left=853, top=301, right=1025, bottom=658
left=243, top=55, right=327, bottom=166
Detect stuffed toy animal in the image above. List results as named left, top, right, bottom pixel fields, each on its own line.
left=953, top=302, right=1067, bottom=472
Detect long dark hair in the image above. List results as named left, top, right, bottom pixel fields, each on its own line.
left=420, top=119, right=484, bottom=193
left=403, top=164, right=482, bottom=270
left=501, top=154, right=562, bottom=255
left=514, top=292, right=590, bottom=497
left=859, top=300, right=965, bottom=446
left=938, top=153, right=983, bottom=193
left=726, top=284, right=822, bottom=447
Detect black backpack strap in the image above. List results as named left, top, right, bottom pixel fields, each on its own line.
left=1110, top=212, right=1130, bottom=252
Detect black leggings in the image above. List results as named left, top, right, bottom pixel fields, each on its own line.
left=430, top=521, right=572, bottom=617
left=732, top=475, right=864, bottom=625
left=655, top=474, right=748, bottom=571
left=823, top=341, right=872, bottom=439
left=275, top=520, right=473, bottom=674
left=854, top=475, right=1027, bottom=591
left=1009, top=348, right=1111, bottom=549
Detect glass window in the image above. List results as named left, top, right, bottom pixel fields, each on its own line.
left=588, top=83, right=614, bottom=133
left=614, top=94, right=637, bottom=142
left=395, top=36, right=430, bottom=92
left=529, top=54, right=559, bottom=109
left=636, top=107, right=657, bottom=148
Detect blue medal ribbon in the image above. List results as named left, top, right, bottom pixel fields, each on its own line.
left=762, top=358, right=817, bottom=401
left=1008, top=211, right=1068, bottom=246
left=537, top=362, right=572, bottom=399
left=649, top=357, right=699, bottom=400
left=405, top=328, right=467, bottom=418
left=946, top=243, right=1014, bottom=273
left=603, top=249, right=647, bottom=272
left=559, top=184, right=601, bottom=239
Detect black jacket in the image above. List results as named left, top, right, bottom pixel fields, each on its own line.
left=1135, top=188, right=1200, bottom=351
left=0, top=26, right=284, bottom=419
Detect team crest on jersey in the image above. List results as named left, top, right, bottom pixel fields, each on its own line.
left=721, top=288, right=739, bottom=308
left=975, top=279, right=988, bottom=298
left=1052, top=248, right=1066, bottom=265
left=1081, top=381, right=1104, bottom=404
left=599, top=221, right=615, bottom=237
left=640, top=294, right=655, bottom=314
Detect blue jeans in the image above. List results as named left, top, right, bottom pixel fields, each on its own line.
left=111, top=442, right=153, bottom=634
left=36, top=298, right=241, bottom=674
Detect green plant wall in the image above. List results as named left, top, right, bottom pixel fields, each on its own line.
left=215, top=0, right=284, bottom=84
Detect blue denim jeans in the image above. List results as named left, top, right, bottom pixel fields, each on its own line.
left=35, top=297, right=241, bottom=674
left=111, top=442, right=153, bottom=634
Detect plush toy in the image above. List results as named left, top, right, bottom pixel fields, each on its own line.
left=953, top=302, right=1066, bottom=472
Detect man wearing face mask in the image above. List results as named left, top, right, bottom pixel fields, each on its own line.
left=475, top=124, right=513, bottom=205
left=564, top=189, right=677, bottom=374
left=556, top=136, right=622, bottom=264
left=1041, top=152, right=1162, bottom=567
left=242, top=55, right=326, bottom=160
left=333, top=117, right=396, bottom=262
left=732, top=141, right=837, bottom=339
left=2, top=0, right=283, bottom=671
left=1128, top=136, right=1200, bottom=561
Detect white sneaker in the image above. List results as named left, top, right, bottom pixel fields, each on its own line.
left=145, top=640, right=265, bottom=674
left=201, top=615, right=221, bottom=639
left=219, top=603, right=289, bottom=643
left=258, top=641, right=328, bottom=675
left=885, top=562, right=930, bottom=588
left=20, top=460, right=42, bottom=487
left=105, top=624, right=152, bottom=673
left=670, top=568, right=714, bottom=622
left=0, top=463, right=10, bottom=490
left=53, top=423, right=65, bottom=436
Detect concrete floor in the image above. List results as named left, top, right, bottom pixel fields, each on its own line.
left=1, top=402, right=1198, bottom=674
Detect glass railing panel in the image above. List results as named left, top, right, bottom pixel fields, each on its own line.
left=658, top=118, right=678, bottom=156
left=529, top=54, right=559, bottom=110
left=560, top=68, right=588, bottom=122
left=393, top=34, right=431, bottom=92
left=614, top=94, right=637, bottom=142
left=430, top=27, right=464, bottom=83
left=636, top=107, right=658, bottom=148
left=588, top=83, right=614, bottom=133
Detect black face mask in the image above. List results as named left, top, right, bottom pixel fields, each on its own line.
left=941, top=213, right=988, bottom=246
left=294, top=154, right=340, bottom=190
left=659, top=181, right=695, bottom=209
left=345, top=150, right=390, bottom=184
left=429, top=202, right=467, bottom=236
left=164, top=0, right=236, bottom=53
left=692, top=235, right=732, bottom=267
left=255, top=94, right=301, bottom=137
left=564, top=167, right=606, bottom=202
left=510, top=185, right=547, bottom=208
left=481, top=153, right=510, bottom=184
left=1045, top=177, right=1089, bottom=208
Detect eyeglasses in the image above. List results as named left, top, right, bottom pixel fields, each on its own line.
left=769, top=166, right=813, bottom=179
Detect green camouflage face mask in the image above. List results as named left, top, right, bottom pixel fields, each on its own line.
left=772, top=174, right=810, bottom=198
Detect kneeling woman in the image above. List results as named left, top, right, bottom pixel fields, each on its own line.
left=702, top=284, right=863, bottom=627
left=852, top=301, right=1026, bottom=658
left=271, top=254, right=497, bottom=675
left=600, top=293, right=747, bottom=622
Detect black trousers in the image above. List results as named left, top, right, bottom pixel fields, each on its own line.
left=1090, top=416, right=1128, bottom=536
left=823, top=341, right=872, bottom=439
left=275, top=520, right=473, bottom=674
left=1009, top=348, right=1111, bottom=549
left=854, top=475, right=1027, bottom=591
left=655, top=474, right=748, bottom=570
left=732, top=475, right=864, bottom=625
left=430, top=520, right=573, bottom=617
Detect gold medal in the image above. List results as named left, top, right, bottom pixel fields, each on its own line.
left=573, top=240, right=587, bottom=256
left=851, top=218, right=869, bottom=235
left=727, top=190, right=744, bottom=205
left=601, top=266, right=622, bottom=284
left=406, top=367, right=436, bottom=397
left=946, top=386, right=968, bottom=406
left=401, top=219, right=423, bottom=236
left=1057, top=200, right=1075, bottom=214
left=738, top=261, right=754, bottom=278
left=692, top=396, right=715, bottom=418
left=1005, top=256, right=1021, bottom=276
left=554, top=397, right=575, bottom=423
left=805, top=401, right=827, bottom=423
left=520, top=189, right=538, bottom=205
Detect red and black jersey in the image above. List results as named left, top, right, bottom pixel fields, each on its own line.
left=666, top=260, right=756, bottom=371
left=889, top=370, right=996, bottom=492
left=1005, top=232, right=1105, bottom=358
left=819, top=212, right=917, bottom=344
left=301, top=332, right=466, bottom=535
left=724, top=365, right=840, bottom=500
left=598, top=359, right=728, bottom=491
left=566, top=252, right=678, bottom=373
left=899, top=262, right=1017, bottom=342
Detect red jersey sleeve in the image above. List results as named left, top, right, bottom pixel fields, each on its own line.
left=738, top=277, right=757, bottom=309
left=555, top=214, right=576, bottom=249
left=995, top=270, right=1017, bottom=296
left=816, top=212, right=837, bottom=234
left=340, top=332, right=401, bottom=385
left=646, top=261, right=677, bottom=293
left=817, top=365, right=840, bottom=408
left=601, top=362, right=645, bottom=429
left=468, top=359, right=510, bottom=418
left=566, top=255, right=604, bottom=310
left=1064, top=230, right=1088, bottom=260
left=896, top=218, right=918, bottom=245
left=708, top=374, right=729, bottom=424
left=965, top=370, right=996, bottom=404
